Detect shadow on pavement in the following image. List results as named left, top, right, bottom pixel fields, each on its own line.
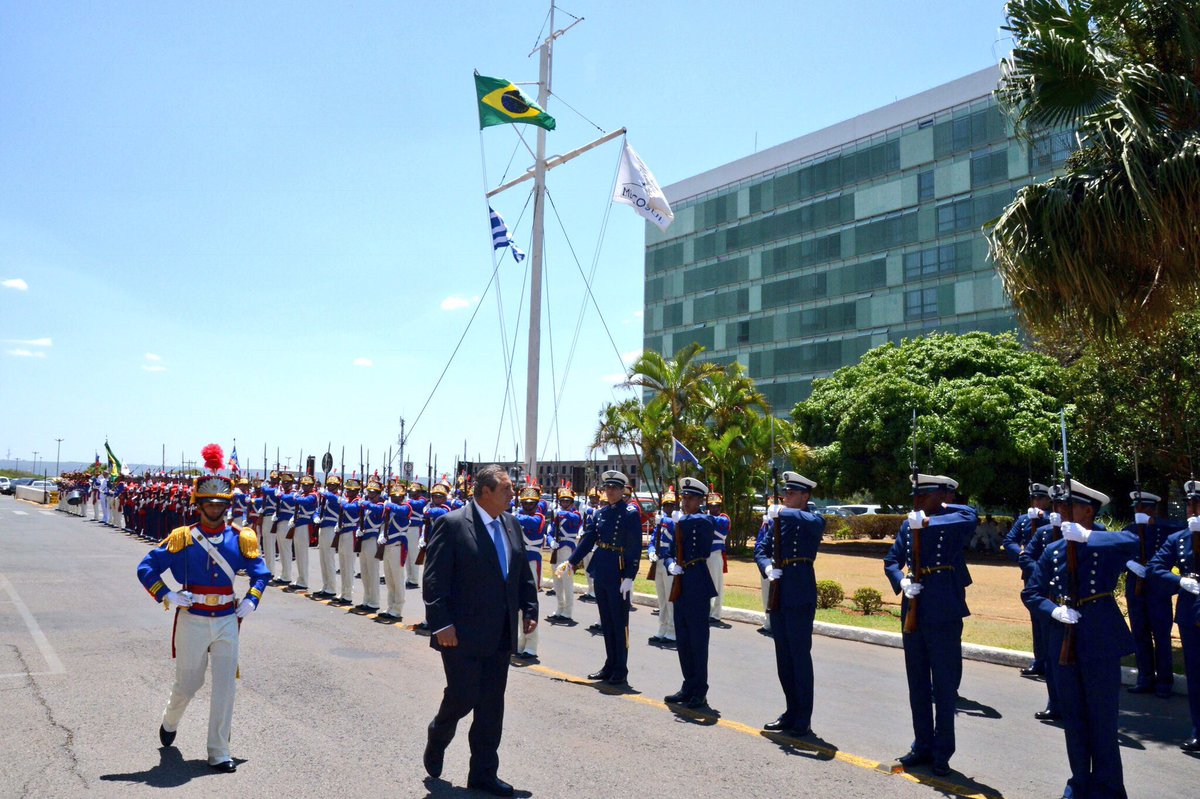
left=99, top=747, right=240, bottom=787
left=758, top=730, right=838, bottom=761
left=955, top=694, right=1002, bottom=719
left=666, top=703, right=721, bottom=727
left=897, top=768, right=1005, bottom=799
left=422, top=776, right=532, bottom=797
left=1116, top=697, right=1194, bottom=749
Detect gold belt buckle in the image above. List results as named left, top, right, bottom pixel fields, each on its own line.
left=204, top=594, right=220, bottom=606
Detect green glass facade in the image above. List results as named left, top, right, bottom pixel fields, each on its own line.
left=644, top=67, right=1071, bottom=412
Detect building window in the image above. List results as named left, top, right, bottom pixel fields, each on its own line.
left=937, top=199, right=973, bottom=234
left=903, top=242, right=970, bottom=281
left=917, top=170, right=934, bottom=201
left=736, top=320, right=750, bottom=344
left=905, top=288, right=939, bottom=320
left=1030, top=129, right=1075, bottom=172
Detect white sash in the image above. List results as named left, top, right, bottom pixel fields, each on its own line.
left=190, top=527, right=238, bottom=586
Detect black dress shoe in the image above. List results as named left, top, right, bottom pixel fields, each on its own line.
left=210, top=760, right=237, bottom=773
left=466, top=776, right=514, bottom=797
left=664, top=691, right=687, bottom=703
left=423, top=740, right=444, bottom=778
left=405, top=581, right=419, bottom=589
left=683, top=696, right=709, bottom=710
left=158, top=725, right=175, bottom=747
left=932, top=762, right=951, bottom=777
left=545, top=589, right=556, bottom=596
left=763, top=717, right=792, bottom=732
left=587, top=623, right=602, bottom=632
left=605, top=675, right=628, bottom=686
left=896, top=750, right=933, bottom=768
left=587, top=669, right=611, bottom=681
left=1020, top=666, right=1044, bottom=677
left=1127, top=684, right=1154, bottom=694
left=1180, top=737, right=1200, bottom=752
left=1034, top=709, right=1062, bottom=721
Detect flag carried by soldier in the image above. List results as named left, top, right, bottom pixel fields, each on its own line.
left=228, top=445, right=240, bottom=474
left=105, top=440, right=122, bottom=478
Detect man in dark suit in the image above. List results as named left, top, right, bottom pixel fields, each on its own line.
left=422, top=464, right=539, bottom=797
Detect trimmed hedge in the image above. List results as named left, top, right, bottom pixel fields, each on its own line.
left=815, top=580, right=844, bottom=610
left=852, top=587, right=884, bottom=615
left=847, top=514, right=905, bottom=540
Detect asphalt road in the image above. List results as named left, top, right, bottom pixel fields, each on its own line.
left=2, top=494, right=1196, bottom=798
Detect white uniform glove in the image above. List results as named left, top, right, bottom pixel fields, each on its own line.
left=1049, top=512, right=1062, bottom=528
left=1188, top=516, right=1200, bottom=533
left=1051, top=605, right=1081, bottom=624
left=899, top=577, right=923, bottom=598
left=236, top=598, right=256, bottom=618
left=1134, top=513, right=1151, bottom=525
left=377, top=533, right=387, bottom=548
left=907, top=510, right=928, bottom=528
left=648, top=550, right=658, bottom=563
left=1125, top=560, right=1147, bottom=579
left=165, top=590, right=193, bottom=608
left=1180, top=576, right=1200, bottom=595
left=619, top=577, right=633, bottom=598
left=555, top=561, right=573, bottom=578
left=1060, top=521, right=1091, bottom=543
left=668, top=562, right=683, bottom=576
left=418, top=535, right=426, bottom=547
left=671, top=510, right=682, bottom=523
left=768, top=503, right=781, bottom=520
left=1026, top=507, right=1042, bottom=519
left=765, top=564, right=782, bottom=581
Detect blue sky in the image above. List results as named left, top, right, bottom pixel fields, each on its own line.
left=1, top=0, right=1010, bottom=474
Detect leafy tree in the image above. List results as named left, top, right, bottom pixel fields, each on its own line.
left=793, top=332, right=1067, bottom=508
left=990, top=0, right=1200, bottom=340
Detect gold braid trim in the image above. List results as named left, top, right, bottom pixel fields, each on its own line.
left=239, top=528, right=260, bottom=559
left=165, top=525, right=194, bottom=554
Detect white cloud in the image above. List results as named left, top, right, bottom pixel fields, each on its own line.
left=440, top=295, right=472, bottom=311
left=622, top=349, right=643, bottom=365
left=4, top=337, right=51, bottom=347
left=633, top=310, right=644, bottom=318
left=144, top=352, right=161, bottom=361
left=352, top=357, right=373, bottom=367
left=601, top=372, right=629, bottom=385
left=142, top=364, right=167, bottom=373
left=7, top=348, right=46, bottom=358
left=2, top=278, right=28, bottom=291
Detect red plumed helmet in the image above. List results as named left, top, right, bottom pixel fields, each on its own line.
left=201, top=444, right=225, bottom=473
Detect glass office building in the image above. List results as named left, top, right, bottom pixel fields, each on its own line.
left=644, top=67, right=1071, bottom=411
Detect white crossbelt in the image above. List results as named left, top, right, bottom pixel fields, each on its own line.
left=190, top=527, right=238, bottom=585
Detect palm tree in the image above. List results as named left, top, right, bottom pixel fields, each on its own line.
left=989, top=0, right=1200, bottom=340
left=622, top=343, right=723, bottom=439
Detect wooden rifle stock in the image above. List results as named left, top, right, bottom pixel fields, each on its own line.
left=646, top=519, right=661, bottom=581
left=414, top=518, right=429, bottom=565
left=669, top=518, right=683, bottom=603
left=767, top=513, right=782, bottom=612
left=1060, top=483, right=1079, bottom=666
left=903, top=517, right=922, bottom=634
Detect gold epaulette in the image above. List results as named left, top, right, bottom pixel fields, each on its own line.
left=165, top=525, right=194, bottom=553
left=239, top=528, right=260, bottom=559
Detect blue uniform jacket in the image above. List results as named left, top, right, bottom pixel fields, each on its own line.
left=710, top=513, right=730, bottom=553
left=660, top=513, right=717, bottom=599
left=383, top=501, right=411, bottom=544
left=1148, top=528, right=1200, bottom=626
left=275, top=491, right=296, bottom=522
left=1023, top=530, right=1138, bottom=660
left=137, top=524, right=270, bottom=617
left=261, top=485, right=279, bottom=514
left=1004, top=512, right=1050, bottom=579
left=569, top=501, right=642, bottom=581
left=884, top=510, right=974, bottom=625
left=318, top=490, right=342, bottom=529
left=755, top=508, right=826, bottom=608
left=515, top=510, right=545, bottom=561
left=649, top=515, right=674, bottom=560
left=1124, top=518, right=1185, bottom=596
left=293, top=492, right=318, bottom=527
left=554, top=509, right=582, bottom=552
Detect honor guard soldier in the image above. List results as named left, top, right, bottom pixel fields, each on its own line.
left=884, top=473, right=975, bottom=777
left=579, top=489, right=601, bottom=602
left=313, top=476, right=343, bottom=600
left=356, top=478, right=386, bottom=613
left=1023, top=481, right=1137, bottom=798
left=230, top=478, right=250, bottom=527
left=558, top=470, right=642, bottom=686
left=548, top=487, right=582, bottom=622
left=706, top=489, right=730, bottom=624
left=648, top=489, right=677, bottom=644
left=513, top=486, right=546, bottom=658
left=662, top=477, right=717, bottom=709
left=1003, top=482, right=1053, bottom=677
left=136, top=445, right=269, bottom=773
left=332, top=479, right=362, bottom=607
left=1123, top=487, right=1182, bottom=697
left=414, top=482, right=453, bottom=630
left=287, top=475, right=318, bottom=594
left=378, top=482, right=411, bottom=621
left=260, top=471, right=282, bottom=581
left=273, top=473, right=297, bottom=587
left=1148, top=479, right=1200, bottom=752
left=756, top=472, right=825, bottom=736
left=406, top=482, right=429, bottom=588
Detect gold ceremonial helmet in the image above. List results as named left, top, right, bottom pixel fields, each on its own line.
left=519, top=486, right=541, bottom=502
left=279, top=472, right=295, bottom=484
left=299, top=474, right=315, bottom=487
left=707, top=490, right=723, bottom=505
left=586, top=487, right=599, bottom=499
left=431, top=482, right=451, bottom=497
left=344, top=478, right=362, bottom=491
left=193, top=474, right=233, bottom=504
left=235, top=477, right=250, bottom=487
left=326, top=474, right=343, bottom=487
left=556, top=486, right=575, bottom=501
left=660, top=488, right=678, bottom=507
left=388, top=482, right=407, bottom=498
left=365, top=477, right=383, bottom=493
left=409, top=481, right=425, bottom=494
left=269, top=470, right=280, bottom=480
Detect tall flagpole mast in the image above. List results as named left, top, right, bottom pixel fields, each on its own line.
left=524, top=0, right=554, bottom=485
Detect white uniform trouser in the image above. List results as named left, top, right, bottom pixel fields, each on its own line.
left=317, top=526, right=338, bottom=594
left=405, top=527, right=421, bottom=583
left=583, top=551, right=595, bottom=595
left=114, top=503, right=125, bottom=530
left=554, top=543, right=576, bottom=618
left=654, top=561, right=676, bottom=639
left=102, top=496, right=111, bottom=524
left=359, top=536, right=380, bottom=608
left=92, top=495, right=101, bottom=520
left=517, top=559, right=540, bottom=655
left=261, top=514, right=278, bottom=576
left=760, top=577, right=772, bottom=631
left=382, top=541, right=406, bottom=617
left=290, top=522, right=311, bottom=588
left=162, top=611, right=239, bottom=765
left=276, top=520, right=295, bottom=583
left=707, top=550, right=725, bottom=620
left=337, top=532, right=356, bottom=602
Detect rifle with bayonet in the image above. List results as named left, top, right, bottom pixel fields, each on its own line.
left=1060, top=409, right=1079, bottom=666
left=415, top=444, right=433, bottom=566
left=767, top=464, right=783, bottom=613
left=1133, top=449, right=1146, bottom=597
left=903, top=409, right=922, bottom=635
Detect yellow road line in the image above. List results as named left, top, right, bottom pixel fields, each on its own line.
left=526, top=664, right=1002, bottom=799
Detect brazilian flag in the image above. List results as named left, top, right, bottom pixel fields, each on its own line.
left=475, top=74, right=556, bottom=131
left=105, top=440, right=121, bottom=478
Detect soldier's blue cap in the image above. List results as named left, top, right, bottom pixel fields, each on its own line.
left=1029, top=483, right=1050, bottom=497
left=1185, top=480, right=1200, bottom=500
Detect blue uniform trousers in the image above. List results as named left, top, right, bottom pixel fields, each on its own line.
left=1041, top=615, right=1062, bottom=713
left=1029, top=604, right=1046, bottom=672
left=1127, top=591, right=1175, bottom=691
left=673, top=590, right=710, bottom=698
left=768, top=603, right=816, bottom=729
left=903, top=620, right=962, bottom=764
left=595, top=580, right=630, bottom=680
left=1053, top=651, right=1126, bottom=799
left=1180, top=621, right=1200, bottom=739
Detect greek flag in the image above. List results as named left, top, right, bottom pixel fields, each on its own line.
left=672, top=437, right=702, bottom=470
left=489, top=206, right=526, bottom=263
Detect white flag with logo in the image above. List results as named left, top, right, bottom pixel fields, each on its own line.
left=612, top=141, right=674, bottom=231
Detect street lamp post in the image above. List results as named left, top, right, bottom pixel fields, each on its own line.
left=55, top=438, right=63, bottom=477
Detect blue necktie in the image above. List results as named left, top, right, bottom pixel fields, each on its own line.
left=490, top=519, right=508, bottom=579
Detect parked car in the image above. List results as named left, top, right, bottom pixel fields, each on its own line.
left=838, top=504, right=882, bottom=516
left=0, top=476, right=12, bottom=494
left=11, top=477, right=36, bottom=489
left=29, top=480, right=53, bottom=490
left=819, top=506, right=853, bottom=518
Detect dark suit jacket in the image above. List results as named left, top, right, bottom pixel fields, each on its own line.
left=423, top=501, right=539, bottom=658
